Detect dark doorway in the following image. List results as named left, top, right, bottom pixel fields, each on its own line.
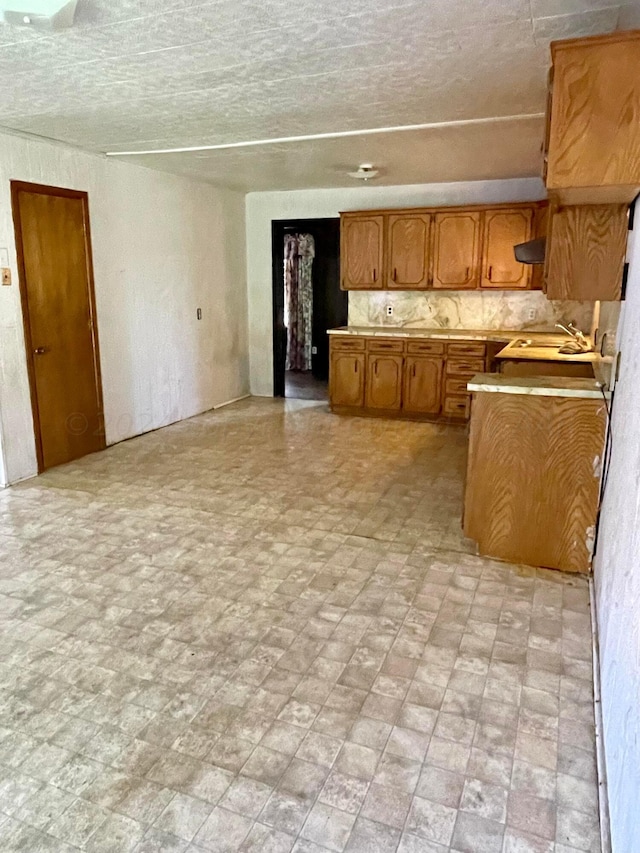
left=272, top=218, right=346, bottom=399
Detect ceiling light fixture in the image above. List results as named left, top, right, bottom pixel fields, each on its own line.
left=348, top=164, right=380, bottom=181
left=0, top=0, right=78, bottom=30
left=104, top=113, right=544, bottom=157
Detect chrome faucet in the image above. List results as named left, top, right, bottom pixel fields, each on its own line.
left=555, top=321, right=589, bottom=348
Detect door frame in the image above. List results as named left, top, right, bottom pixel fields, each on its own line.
left=271, top=217, right=342, bottom=397
left=11, top=180, right=105, bottom=472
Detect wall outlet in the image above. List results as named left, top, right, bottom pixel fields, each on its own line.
left=1, top=268, right=11, bottom=286
left=386, top=305, right=394, bottom=317
left=196, top=308, right=202, bottom=320
left=527, top=308, right=536, bottom=321
left=311, top=346, right=317, bottom=355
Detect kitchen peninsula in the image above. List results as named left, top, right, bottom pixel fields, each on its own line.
left=464, top=373, right=609, bottom=573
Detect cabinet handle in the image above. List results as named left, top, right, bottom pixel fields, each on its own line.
left=373, top=268, right=377, bottom=282
left=465, top=267, right=470, bottom=279
left=412, top=364, right=416, bottom=377
left=488, top=265, right=493, bottom=281
left=354, top=361, right=358, bottom=373
left=392, top=268, right=397, bottom=281
left=374, top=360, right=378, bottom=376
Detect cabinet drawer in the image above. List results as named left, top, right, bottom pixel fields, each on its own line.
left=406, top=340, right=445, bottom=355
left=447, top=341, right=486, bottom=358
left=366, top=339, right=405, bottom=354
left=446, top=357, right=486, bottom=376
left=331, top=337, right=366, bottom=352
left=446, top=377, right=473, bottom=396
left=443, top=395, right=471, bottom=419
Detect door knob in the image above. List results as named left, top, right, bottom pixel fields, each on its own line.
left=33, top=347, right=47, bottom=355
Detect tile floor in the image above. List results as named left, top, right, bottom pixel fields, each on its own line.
left=0, top=399, right=600, bottom=852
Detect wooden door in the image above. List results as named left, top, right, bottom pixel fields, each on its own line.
left=481, top=208, right=533, bottom=289
left=545, top=203, right=628, bottom=301
left=330, top=351, right=365, bottom=407
left=431, top=211, right=480, bottom=289
left=12, top=182, right=105, bottom=471
left=365, top=354, right=403, bottom=410
left=403, top=357, right=442, bottom=414
left=340, top=214, right=384, bottom=289
left=387, top=213, right=431, bottom=289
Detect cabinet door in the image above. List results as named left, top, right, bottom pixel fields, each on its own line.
left=365, top=354, right=403, bottom=410
left=403, top=356, right=443, bottom=415
left=330, top=352, right=365, bottom=407
left=546, top=34, right=640, bottom=197
left=481, top=208, right=534, bottom=289
left=545, top=203, right=628, bottom=301
left=432, top=211, right=481, bottom=289
left=387, top=213, right=431, bottom=289
left=341, top=215, right=384, bottom=289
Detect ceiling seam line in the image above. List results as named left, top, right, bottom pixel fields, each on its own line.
left=105, top=114, right=546, bottom=157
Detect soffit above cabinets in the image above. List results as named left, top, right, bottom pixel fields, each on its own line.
left=0, top=0, right=636, bottom=190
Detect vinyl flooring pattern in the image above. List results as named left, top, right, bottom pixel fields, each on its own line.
left=0, top=398, right=600, bottom=852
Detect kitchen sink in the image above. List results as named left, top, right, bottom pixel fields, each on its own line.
left=510, top=338, right=592, bottom=355
left=512, top=339, right=564, bottom=349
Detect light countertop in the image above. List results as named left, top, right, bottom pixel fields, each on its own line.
left=496, top=338, right=599, bottom=364
left=327, top=326, right=571, bottom=344
left=467, top=373, right=611, bottom=400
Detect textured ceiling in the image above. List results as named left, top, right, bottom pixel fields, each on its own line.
left=1, top=0, right=639, bottom=190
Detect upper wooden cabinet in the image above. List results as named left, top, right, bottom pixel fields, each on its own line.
left=387, top=212, right=431, bottom=289
left=481, top=208, right=534, bottom=289
left=341, top=214, right=384, bottom=289
left=545, top=203, right=629, bottom=301
left=545, top=30, right=640, bottom=203
left=340, top=202, right=545, bottom=292
left=432, top=212, right=480, bottom=290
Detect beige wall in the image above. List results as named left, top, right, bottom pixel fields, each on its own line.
left=0, top=132, right=249, bottom=485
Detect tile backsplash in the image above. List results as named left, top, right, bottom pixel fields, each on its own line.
left=348, top=290, right=595, bottom=332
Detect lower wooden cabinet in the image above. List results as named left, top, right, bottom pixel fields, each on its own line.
left=403, top=356, right=443, bottom=415
left=443, top=395, right=471, bottom=419
left=329, top=336, right=487, bottom=421
left=329, top=351, right=365, bottom=407
left=464, top=390, right=606, bottom=573
left=365, top=354, right=403, bottom=410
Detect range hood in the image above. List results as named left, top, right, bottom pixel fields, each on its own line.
left=514, top=237, right=546, bottom=265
